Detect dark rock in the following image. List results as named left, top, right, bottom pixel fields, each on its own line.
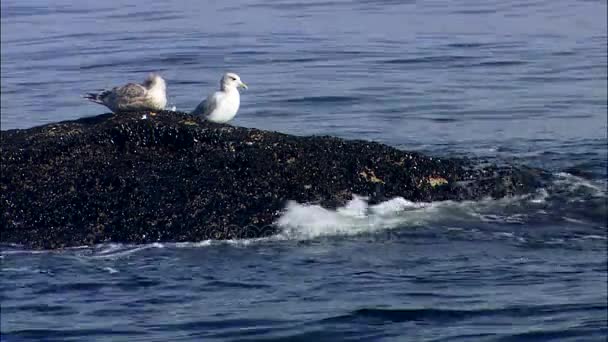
left=1, top=111, right=548, bottom=249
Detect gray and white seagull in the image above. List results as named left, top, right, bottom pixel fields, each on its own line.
left=191, top=72, right=248, bottom=123
left=85, top=73, right=168, bottom=114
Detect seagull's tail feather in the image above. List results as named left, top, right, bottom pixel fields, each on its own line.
left=83, top=90, right=111, bottom=104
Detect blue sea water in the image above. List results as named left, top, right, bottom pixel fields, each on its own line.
left=1, top=0, right=607, bottom=341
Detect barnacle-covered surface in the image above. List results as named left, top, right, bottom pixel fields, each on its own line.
left=1, top=111, right=547, bottom=249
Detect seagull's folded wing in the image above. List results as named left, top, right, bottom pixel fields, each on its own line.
left=115, top=83, right=147, bottom=99
left=102, top=83, right=149, bottom=111
left=191, top=93, right=217, bottom=117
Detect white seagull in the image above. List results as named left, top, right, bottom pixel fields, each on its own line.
left=85, top=73, right=167, bottom=113
left=191, top=72, right=248, bottom=123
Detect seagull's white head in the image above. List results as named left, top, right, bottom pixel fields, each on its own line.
left=220, top=72, right=247, bottom=91
left=144, top=73, right=166, bottom=90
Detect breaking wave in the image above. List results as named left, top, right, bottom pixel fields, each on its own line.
left=276, top=172, right=606, bottom=240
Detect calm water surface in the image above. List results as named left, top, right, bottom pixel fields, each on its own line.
left=1, top=0, right=607, bottom=341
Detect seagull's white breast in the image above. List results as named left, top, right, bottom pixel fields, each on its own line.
left=207, top=90, right=240, bottom=123
left=146, top=86, right=167, bottom=110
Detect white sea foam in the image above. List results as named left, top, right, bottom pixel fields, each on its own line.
left=0, top=249, right=49, bottom=255
left=553, top=172, right=606, bottom=197
left=1, top=267, right=37, bottom=273
left=581, top=235, right=607, bottom=240
left=275, top=194, right=522, bottom=240
left=276, top=196, right=422, bottom=240
left=86, top=243, right=164, bottom=259
left=275, top=172, right=606, bottom=241
left=175, top=240, right=213, bottom=248
left=103, top=267, right=119, bottom=274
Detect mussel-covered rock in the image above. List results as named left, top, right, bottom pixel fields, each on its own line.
left=1, top=111, right=546, bottom=249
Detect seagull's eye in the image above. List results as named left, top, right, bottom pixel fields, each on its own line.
left=230, top=76, right=237, bottom=81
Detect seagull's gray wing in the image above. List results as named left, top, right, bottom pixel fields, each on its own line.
left=85, top=81, right=155, bottom=113
left=104, top=83, right=150, bottom=112
left=114, top=83, right=147, bottom=99
left=191, top=93, right=217, bottom=117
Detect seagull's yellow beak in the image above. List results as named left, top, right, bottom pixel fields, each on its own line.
left=239, top=81, right=248, bottom=90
